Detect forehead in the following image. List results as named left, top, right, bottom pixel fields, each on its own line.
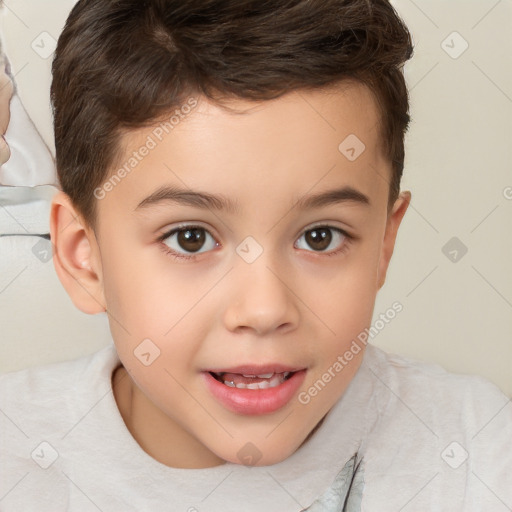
left=100, top=81, right=388, bottom=220
left=144, top=81, right=384, bottom=162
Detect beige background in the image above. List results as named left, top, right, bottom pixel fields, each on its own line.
left=0, top=0, right=511, bottom=395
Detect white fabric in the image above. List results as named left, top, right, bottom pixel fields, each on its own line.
left=0, top=92, right=57, bottom=187
left=1, top=342, right=510, bottom=511
left=0, top=184, right=58, bottom=234
left=0, top=0, right=78, bottom=159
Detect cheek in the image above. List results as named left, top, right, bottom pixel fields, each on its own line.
left=101, top=240, right=194, bottom=329
left=304, top=245, right=380, bottom=371
left=100, top=241, right=213, bottom=366
left=318, top=244, right=380, bottom=319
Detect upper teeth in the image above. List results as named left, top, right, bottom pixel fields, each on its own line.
left=214, top=371, right=291, bottom=379
left=213, top=371, right=292, bottom=390
left=231, top=373, right=286, bottom=389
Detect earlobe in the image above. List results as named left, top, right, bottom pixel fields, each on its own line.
left=377, top=190, right=411, bottom=290
left=49, top=191, right=106, bottom=314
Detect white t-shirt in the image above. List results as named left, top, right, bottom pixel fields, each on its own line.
left=1, top=342, right=510, bottom=511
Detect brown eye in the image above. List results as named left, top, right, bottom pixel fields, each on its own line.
left=177, top=228, right=205, bottom=252
left=295, top=226, right=347, bottom=253
left=162, top=226, right=217, bottom=256
left=305, top=228, right=332, bottom=251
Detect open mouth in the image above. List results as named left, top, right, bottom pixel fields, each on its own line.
left=209, top=371, right=295, bottom=390
left=203, top=368, right=307, bottom=415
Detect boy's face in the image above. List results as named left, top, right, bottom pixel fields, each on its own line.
left=51, top=81, right=410, bottom=468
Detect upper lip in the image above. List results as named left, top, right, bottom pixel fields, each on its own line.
left=205, top=364, right=305, bottom=375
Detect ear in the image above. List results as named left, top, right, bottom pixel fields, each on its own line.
left=376, top=190, right=411, bottom=290
left=49, top=191, right=106, bottom=314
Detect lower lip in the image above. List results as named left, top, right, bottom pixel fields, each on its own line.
left=202, top=370, right=307, bottom=415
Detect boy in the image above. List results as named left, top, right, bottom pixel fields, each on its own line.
left=1, top=0, right=511, bottom=510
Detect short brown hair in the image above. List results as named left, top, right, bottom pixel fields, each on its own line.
left=51, top=0, right=414, bottom=229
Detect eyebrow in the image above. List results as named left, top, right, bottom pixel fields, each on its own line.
left=134, top=184, right=370, bottom=214
left=135, top=185, right=241, bottom=215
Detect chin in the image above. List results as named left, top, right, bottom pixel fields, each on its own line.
left=214, top=439, right=298, bottom=468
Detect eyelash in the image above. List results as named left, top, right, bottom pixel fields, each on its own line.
left=157, top=224, right=354, bottom=261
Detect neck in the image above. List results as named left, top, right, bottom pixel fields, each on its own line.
left=111, top=365, right=226, bottom=469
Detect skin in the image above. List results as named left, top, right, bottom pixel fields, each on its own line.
left=50, top=81, right=411, bottom=469
left=0, top=55, right=13, bottom=165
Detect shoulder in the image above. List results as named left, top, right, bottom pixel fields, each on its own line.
left=0, top=344, right=120, bottom=437
left=0, top=343, right=119, bottom=397
left=361, top=343, right=512, bottom=458
left=360, top=343, right=512, bottom=443
left=364, top=343, right=509, bottom=406
left=0, top=345, right=123, bottom=507
left=357, top=344, right=512, bottom=509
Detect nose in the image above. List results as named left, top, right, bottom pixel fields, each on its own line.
left=223, top=258, right=300, bottom=336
